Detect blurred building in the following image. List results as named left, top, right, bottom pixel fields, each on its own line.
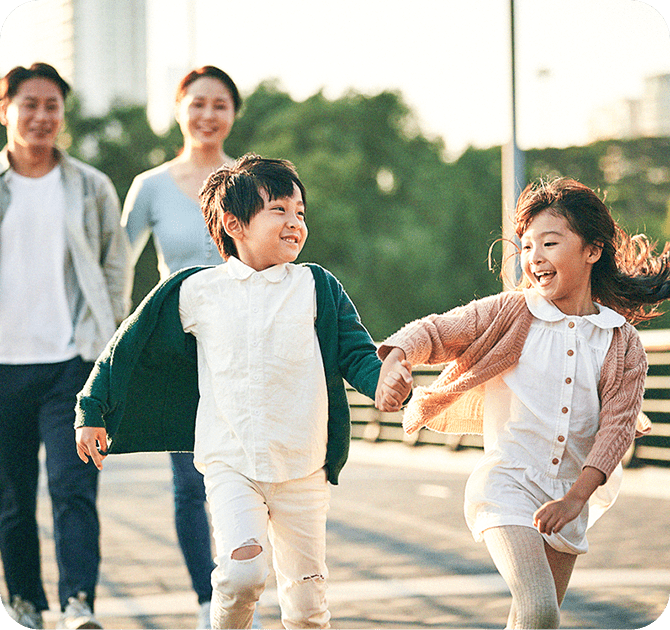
left=0, top=0, right=147, bottom=115
left=589, top=73, right=670, bottom=141
left=640, top=73, right=670, bottom=137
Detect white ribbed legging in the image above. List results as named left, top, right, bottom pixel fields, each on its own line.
left=483, top=525, right=577, bottom=629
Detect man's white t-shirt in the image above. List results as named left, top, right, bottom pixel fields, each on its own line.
left=0, top=166, right=78, bottom=364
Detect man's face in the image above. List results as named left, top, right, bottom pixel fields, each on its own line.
left=0, top=77, right=65, bottom=152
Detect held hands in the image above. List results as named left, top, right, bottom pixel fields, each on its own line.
left=375, top=347, right=413, bottom=412
left=76, top=427, right=109, bottom=471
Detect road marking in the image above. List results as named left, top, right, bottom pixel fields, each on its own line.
left=418, top=483, right=452, bottom=499
left=38, top=568, right=670, bottom=622
left=347, top=441, right=670, bottom=500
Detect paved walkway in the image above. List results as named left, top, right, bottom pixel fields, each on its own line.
left=1, top=441, right=669, bottom=629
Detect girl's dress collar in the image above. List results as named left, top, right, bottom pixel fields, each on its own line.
left=523, top=288, right=625, bottom=329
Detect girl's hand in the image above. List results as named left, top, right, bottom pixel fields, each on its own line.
left=76, top=427, right=109, bottom=471
left=533, top=466, right=606, bottom=535
left=533, top=496, right=585, bottom=535
left=375, top=348, right=413, bottom=412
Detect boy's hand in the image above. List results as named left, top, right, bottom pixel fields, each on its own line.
left=76, top=427, right=109, bottom=471
left=375, top=347, right=413, bottom=412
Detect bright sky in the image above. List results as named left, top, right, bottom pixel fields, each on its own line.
left=147, top=0, right=670, bottom=156
left=2, top=0, right=670, bottom=157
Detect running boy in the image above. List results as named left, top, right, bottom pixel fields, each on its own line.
left=75, top=154, right=411, bottom=629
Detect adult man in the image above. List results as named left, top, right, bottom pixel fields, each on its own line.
left=0, top=62, right=131, bottom=629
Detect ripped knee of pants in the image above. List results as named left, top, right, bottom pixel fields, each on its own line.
left=231, top=542, right=263, bottom=561
left=212, top=539, right=269, bottom=604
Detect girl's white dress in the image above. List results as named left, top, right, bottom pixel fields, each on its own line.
left=464, top=289, right=625, bottom=554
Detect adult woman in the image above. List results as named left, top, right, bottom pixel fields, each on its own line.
left=121, top=66, right=241, bottom=628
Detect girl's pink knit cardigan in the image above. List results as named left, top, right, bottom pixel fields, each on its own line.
left=378, top=290, right=650, bottom=480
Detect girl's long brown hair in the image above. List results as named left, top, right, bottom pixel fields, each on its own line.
left=515, top=177, right=670, bottom=323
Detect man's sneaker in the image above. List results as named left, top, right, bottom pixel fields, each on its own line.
left=7, top=596, right=43, bottom=629
left=58, top=592, right=101, bottom=629
left=197, top=600, right=211, bottom=629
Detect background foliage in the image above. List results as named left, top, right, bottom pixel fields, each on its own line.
left=3, top=85, right=670, bottom=336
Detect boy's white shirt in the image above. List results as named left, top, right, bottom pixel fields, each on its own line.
left=179, top=256, right=329, bottom=482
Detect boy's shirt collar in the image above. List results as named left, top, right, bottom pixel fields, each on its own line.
left=226, top=256, right=289, bottom=283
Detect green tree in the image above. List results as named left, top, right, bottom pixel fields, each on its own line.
left=6, top=83, right=669, bottom=335
left=63, top=96, right=182, bottom=201
left=61, top=96, right=182, bottom=302
left=225, top=83, right=503, bottom=338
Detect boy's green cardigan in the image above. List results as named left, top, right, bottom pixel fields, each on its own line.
left=75, top=263, right=382, bottom=485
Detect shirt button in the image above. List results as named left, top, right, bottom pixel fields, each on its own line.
left=568, top=321, right=575, bottom=329
left=562, top=407, right=569, bottom=414
left=565, top=377, right=572, bottom=384
left=558, top=435, right=566, bottom=442
left=567, top=349, right=574, bottom=356
left=552, top=458, right=560, bottom=465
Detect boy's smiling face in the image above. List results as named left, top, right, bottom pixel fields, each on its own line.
left=228, top=184, right=307, bottom=271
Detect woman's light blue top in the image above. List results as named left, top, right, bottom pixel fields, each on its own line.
left=122, top=163, right=223, bottom=280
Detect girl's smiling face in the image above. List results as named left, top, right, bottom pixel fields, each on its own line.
left=520, top=209, right=602, bottom=316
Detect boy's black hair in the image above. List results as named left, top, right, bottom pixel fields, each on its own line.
left=200, top=153, right=307, bottom=259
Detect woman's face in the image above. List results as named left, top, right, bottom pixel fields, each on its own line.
left=176, top=76, right=236, bottom=150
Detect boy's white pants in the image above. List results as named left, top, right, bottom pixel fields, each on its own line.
left=203, top=462, right=331, bottom=629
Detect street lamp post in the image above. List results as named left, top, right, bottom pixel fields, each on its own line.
left=501, top=0, right=525, bottom=289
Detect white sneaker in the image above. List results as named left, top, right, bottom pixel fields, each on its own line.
left=7, top=596, right=43, bottom=629
left=57, top=592, right=101, bottom=629
left=197, top=600, right=211, bottom=629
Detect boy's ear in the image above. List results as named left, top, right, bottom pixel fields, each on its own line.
left=223, top=212, right=244, bottom=238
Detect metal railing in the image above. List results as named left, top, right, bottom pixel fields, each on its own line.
left=347, top=331, right=670, bottom=464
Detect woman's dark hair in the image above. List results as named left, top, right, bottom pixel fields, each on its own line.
left=175, top=65, right=242, bottom=113
left=200, top=153, right=306, bottom=259
left=514, top=177, right=670, bottom=323
left=0, top=62, right=70, bottom=103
